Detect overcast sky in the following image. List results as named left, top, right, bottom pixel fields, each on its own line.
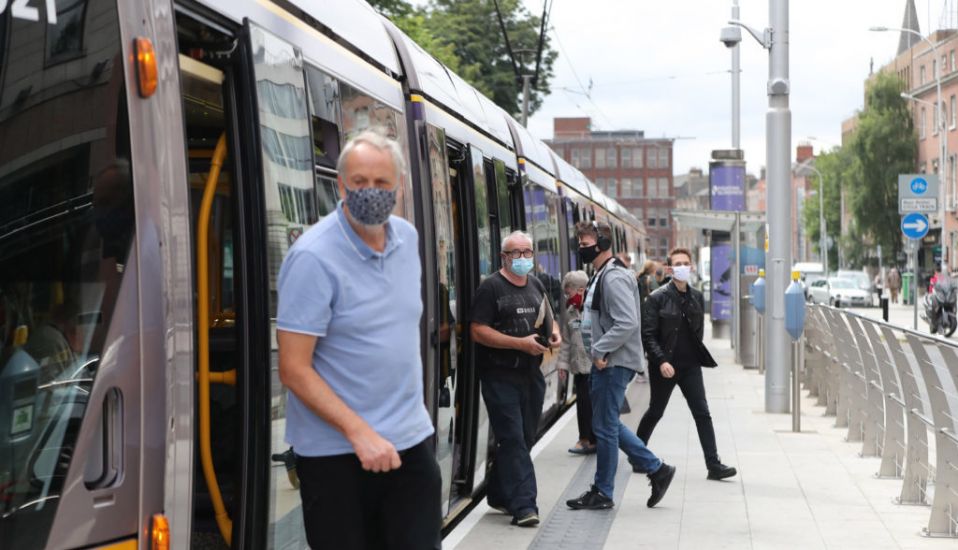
left=524, top=0, right=955, bottom=177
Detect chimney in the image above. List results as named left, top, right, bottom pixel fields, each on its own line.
left=553, top=117, right=592, bottom=139
left=796, top=144, right=814, bottom=164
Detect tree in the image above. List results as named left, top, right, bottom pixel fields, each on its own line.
left=427, top=0, right=557, bottom=117
left=800, top=146, right=852, bottom=271
left=847, top=71, right=917, bottom=266
left=368, top=0, right=558, bottom=118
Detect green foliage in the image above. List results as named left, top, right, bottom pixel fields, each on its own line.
left=846, top=71, right=917, bottom=265
left=800, top=147, right=852, bottom=270
left=368, top=0, right=557, bottom=118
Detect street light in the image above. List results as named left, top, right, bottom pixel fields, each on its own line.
left=872, top=26, right=948, bottom=276
left=725, top=0, right=791, bottom=414
left=797, top=158, right=829, bottom=295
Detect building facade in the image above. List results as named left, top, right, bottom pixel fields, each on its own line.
left=674, top=167, right=710, bottom=254
left=546, top=117, right=675, bottom=260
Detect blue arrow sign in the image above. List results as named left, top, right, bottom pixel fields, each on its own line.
left=910, top=177, right=929, bottom=194
left=901, top=212, right=930, bottom=239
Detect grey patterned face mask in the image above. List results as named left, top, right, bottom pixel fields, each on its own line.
left=344, top=186, right=397, bottom=226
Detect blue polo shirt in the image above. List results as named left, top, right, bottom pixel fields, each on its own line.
left=277, top=203, right=433, bottom=457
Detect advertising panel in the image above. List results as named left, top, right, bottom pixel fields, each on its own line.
left=710, top=162, right=746, bottom=211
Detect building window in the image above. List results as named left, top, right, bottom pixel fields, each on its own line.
left=595, top=148, right=607, bottom=168
left=632, top=207, right=644, bottom=219
left=658, top=149, right=669, bottom=170
left=950, top=155, right=957, bottom=209
left=657, top=178, right=669, bottom=197
left=934, top=59, right=939, bottom=79
left=633, top=148, right=644, bottom=169
left=608, top=177, right=618, bottom=196
left=621, top=178, right=633, bottom=197
left=951, top=95, right=956, bottom=129
left=572, top=147, right=591, bottom=169
left=660, top=212, right=668, bottom=227
left=921, top=65, right=926, bottom=85
left=606, top=147, right=617, bottom=169
left=921, top=106, right=927, bottom=138
left=621, top=147, right=632, bottom=168
left=647, top=149, right=658, bottom=169
left=647, top=178, right=658, bottom=198
left=46, top=0, right=87, bottom=63
left=952, top=50, right=956, bottom=71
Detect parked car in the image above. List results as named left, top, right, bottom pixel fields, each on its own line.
left=836, top=270, right=876, bottom=306
left=808, top=278, right=872, bottom=307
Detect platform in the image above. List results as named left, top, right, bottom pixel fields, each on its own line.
left=445, top=322, right=956, bottom=550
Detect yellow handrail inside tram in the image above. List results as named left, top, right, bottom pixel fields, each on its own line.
left=197, top=133, right=232, bottom=545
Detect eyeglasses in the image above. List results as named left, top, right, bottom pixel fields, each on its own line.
left=502, top=249, right=534, bottom=259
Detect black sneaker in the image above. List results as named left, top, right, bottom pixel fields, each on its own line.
left=647, top=463, right=676, bottom=508
left=511, top=512, right=540, bottom=527
left=566, top=485, right=614, bottom=510
left=707, top=463, right=737, bottom=480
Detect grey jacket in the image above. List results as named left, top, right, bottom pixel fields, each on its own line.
left=587, top=263, right=644, bottom=372
left=557, top=305, right=591, bottom=375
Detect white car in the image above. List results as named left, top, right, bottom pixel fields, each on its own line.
left=807, top=278, right=873, bottom=307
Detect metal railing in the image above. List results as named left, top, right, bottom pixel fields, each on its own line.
left=804, top=304, right=958, bottom=538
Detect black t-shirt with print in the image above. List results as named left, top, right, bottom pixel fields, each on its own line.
left=472, top=272, right=548, bottom=379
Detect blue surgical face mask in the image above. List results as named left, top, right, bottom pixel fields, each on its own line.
left=344, top=186, right=397, bottom=226
left=511, top=257, right=534, bottom=276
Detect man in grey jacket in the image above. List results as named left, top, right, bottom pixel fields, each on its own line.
left=566, top=221, right=676, bottom=511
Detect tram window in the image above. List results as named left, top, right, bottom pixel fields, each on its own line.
left=470, top=149, right=492, bottom=278
left=0, top=1, right=131, bottom=546
left=565, top=200, right=577, bottom=269
left=525, top=186, right=562, bottom=312
left=494, top=161, right=512, bottom=239
left=305, top=65, right=341, bottom=217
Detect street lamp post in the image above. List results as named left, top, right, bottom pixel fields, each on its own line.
left=872, top=26, right=948, bottom=276
left=725, top=0, right=791, bottom=414
left=798, top=159, right=827, bottom=283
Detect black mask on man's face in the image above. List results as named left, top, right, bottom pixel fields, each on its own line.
left=579, top=244, right=600, bottom=264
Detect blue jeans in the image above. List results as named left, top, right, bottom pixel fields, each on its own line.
left=591, top=366, right=662, bottom=498
left=480, top=370, right=546, bottom=516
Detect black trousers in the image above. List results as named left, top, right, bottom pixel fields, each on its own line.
left=480, top=370, right=546, bottom=516
left=296, top=438, right=442, bottom=550
left=574, top=373, right=596, bottom=444
left=636, top=363, right=720, bottom=467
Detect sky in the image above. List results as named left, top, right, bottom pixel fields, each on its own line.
left=524, top=0, right=958, bottom=177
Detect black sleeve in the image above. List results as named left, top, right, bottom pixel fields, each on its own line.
left=693, top=290, right=706, bottom=341
left=471, top=278, right=498, bottom=327
left=641, top=292, right=667, bottom=369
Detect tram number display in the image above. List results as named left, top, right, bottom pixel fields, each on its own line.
left=0, top=0, right=58, bottom=24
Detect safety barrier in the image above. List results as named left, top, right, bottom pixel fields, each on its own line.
left=804, top=304, right=958, bottom=538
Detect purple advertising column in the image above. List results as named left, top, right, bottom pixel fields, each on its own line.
left=709, top=161, right=746, bottom=321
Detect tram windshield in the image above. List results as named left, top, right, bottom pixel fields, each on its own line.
left=0, top=2, right=132, bottom=547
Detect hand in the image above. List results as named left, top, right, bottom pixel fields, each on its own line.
left=549, top=331, right=562, bottom=349
left=594, top=356, right=609, bottom=370
left=660, top=362, right=675, bottom=379
left=518, top=334, right=548, bottom=356
left=348, top=425, right=402, bottom=473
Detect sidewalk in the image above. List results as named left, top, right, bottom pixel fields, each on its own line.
left=447, top=323, right=956, bottom=550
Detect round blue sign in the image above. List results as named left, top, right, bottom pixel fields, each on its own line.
left=901, top=212, right=930, bottom=239
left=910, top=177, right=928, bottom=195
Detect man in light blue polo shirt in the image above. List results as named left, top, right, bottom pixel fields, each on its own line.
left=277, top=131, right=440, bottom=550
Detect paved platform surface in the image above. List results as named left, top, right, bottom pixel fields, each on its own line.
left=445, top=322, right=956, bottom=550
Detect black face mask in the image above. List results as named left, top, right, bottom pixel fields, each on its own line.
left=579, top=245, right=600, bottom=264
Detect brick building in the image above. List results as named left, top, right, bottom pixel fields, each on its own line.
left=546, top=117, right=675, bottom=260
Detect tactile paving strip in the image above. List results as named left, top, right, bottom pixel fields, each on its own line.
left=527, top=454, right=635, bottom=549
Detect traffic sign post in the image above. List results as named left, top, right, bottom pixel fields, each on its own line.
left=898, top=174, right=939, bottom=214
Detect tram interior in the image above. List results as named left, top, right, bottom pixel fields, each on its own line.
left=177, top=14, right=240, bottom=550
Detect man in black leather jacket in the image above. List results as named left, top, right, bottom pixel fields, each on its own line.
left=637, top=248, right=737, bottom=480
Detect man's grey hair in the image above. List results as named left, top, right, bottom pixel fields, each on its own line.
left=336, top=130, right=407, bottom=183
left=501, top=230, right=534, bottom=251
left=562, top=270, right=589, bottom=290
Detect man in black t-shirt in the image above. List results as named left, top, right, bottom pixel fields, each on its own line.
left=471, top=231, right=561, bottom=528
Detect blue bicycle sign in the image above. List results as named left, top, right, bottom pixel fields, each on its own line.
left=910, top=177, right=928, bottom=194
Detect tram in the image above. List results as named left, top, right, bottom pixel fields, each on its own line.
left=0, top=1, right=646, bottom=548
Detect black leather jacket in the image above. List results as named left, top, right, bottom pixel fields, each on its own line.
left=641, top=282, right=718, bottom=369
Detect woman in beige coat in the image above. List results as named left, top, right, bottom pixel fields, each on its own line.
left=558, top=270, right=595, bottom=454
